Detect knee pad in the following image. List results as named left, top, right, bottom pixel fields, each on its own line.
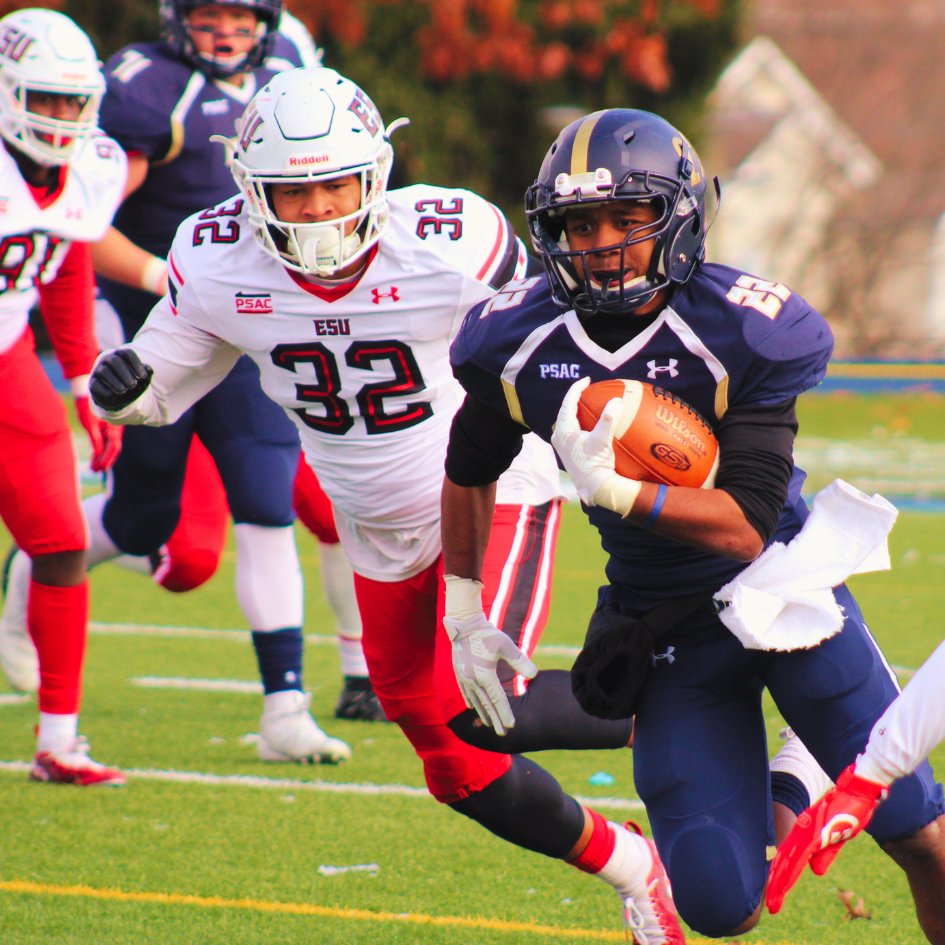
left=665, top=825, right=763, bottom=938
left=155, top=547, right=220, bottom=593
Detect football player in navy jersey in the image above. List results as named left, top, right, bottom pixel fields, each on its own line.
left=0, top=0, right=352, bottom=763
left=443, top=109, right=945, bottom=941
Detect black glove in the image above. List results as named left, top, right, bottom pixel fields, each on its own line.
left=90, top=349, right=154, bottom=411
left=571, top=604, right=655, bottom=721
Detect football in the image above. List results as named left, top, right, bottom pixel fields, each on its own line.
left=576, top=379, right=719, bottom=488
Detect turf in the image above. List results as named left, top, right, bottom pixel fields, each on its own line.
left=0, top=392, right=943, bottom=943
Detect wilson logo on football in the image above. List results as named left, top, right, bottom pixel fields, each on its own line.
left=651, top=443, right=691, bottom=471
left=235, top=292, right=273, bottom=314
left=654, top=405, right=708, bottom=454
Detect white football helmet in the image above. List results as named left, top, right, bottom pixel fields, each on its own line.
left=216, top=67, right=408, bottom=277
left=0, top=9, right=105, bottom=167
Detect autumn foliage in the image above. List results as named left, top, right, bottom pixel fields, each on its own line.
left=292, top=0, right=721, bottom=92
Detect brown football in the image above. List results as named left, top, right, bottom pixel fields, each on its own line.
left=576, top=379, right=719, bottom=488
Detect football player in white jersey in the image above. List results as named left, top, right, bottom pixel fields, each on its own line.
left=86, top=68, right=676, bottom=936
left=768, top=636, right=945, bottom=914
left=0, top=8, right=126, bottom=785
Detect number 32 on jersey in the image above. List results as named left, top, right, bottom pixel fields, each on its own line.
left=271, top=340, right=432, bottom=436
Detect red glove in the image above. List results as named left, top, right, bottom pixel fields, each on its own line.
left=75, top=395, right=123, bottom=472
left=766, top=764, right=888, bottom=914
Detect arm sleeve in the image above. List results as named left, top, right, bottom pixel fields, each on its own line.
left=445, top=395, right=527, bottom=487
left=37, top=242, right=98, bottom=379
left=713, top=398, right=798, bottom=544
left=92, top=288, right=242, bottom=426
left=855, top=638, right=945, bottom=786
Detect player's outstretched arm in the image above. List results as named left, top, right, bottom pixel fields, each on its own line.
left=766, top=765, right=888, bottom=914
left=90, top=349, right=154, bottom=412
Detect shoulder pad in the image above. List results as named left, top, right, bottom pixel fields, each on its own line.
left=388, top=185, right=526, bottom=288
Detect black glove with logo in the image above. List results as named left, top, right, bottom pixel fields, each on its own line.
left=90, top=349, right=154, bottom=411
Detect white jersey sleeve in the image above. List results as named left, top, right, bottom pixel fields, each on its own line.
left=92, top=225, right=242, bottom=425
left=854, top=638, right=945, bottom=786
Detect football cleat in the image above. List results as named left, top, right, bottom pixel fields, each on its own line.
left=619, top=822, right=686, bottom=945
left=334, top=675, right=388, bottom=722
left=0, top=547, right=39, bottom=692
left=258, top=690, right=352, bottom=764
left=30, top=737, right=125, bottom=787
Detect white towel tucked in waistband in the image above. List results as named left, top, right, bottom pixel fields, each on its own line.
left=713, top=479, right=898, bottom=651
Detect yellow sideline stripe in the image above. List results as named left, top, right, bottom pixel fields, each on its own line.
left=0, top=880, right=811, bottom=944
left=0, top=880, right=725, bottom=943
left=826, top=362, right=945, bottom=380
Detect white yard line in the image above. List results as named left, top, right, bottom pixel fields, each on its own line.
left=131, top=677, right=262, bottom=693
left=0, top=760, right=644, bottom=809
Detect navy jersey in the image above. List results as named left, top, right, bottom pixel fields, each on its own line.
left=451, top=263, right=833, bottom=608
left=97, top=37, right=304, bottom=333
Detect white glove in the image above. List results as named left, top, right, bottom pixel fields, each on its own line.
left=551, top=377, right=642, bottom=516
left=443, top=574, right=537, bottom=736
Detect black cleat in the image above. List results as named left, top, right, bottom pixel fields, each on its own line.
left=334, top=676, right=388, bottom=722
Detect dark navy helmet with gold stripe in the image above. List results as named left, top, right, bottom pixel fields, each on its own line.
left=525, top=108, right=709, bottom=317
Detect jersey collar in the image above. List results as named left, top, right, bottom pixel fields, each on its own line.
left=284, top=244, right=379, bottom=302
left=564, top=307, right=668, bottom=370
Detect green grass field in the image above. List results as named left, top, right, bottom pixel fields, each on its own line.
left=1, top=392, right=944, bottom=944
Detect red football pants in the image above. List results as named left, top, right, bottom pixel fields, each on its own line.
left=355, top=500, right=561, bottom=802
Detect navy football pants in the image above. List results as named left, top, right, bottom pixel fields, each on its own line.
left=619, top=583, right=944, bottom=938
left=103, top=356, right=300, bottom=555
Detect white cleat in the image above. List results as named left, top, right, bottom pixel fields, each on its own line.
left=617, top=822, right=686, bottom=945
left=0, top=548, right=38, bottom=692
left=258, top=690, right=351, bottom=764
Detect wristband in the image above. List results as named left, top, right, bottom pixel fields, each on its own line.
left=640, top=484, right=667, bottom=530
left=444, top=574, right=484, bottom=622
left=140, top=256, right=169, bottom=296
left=69, top=374, right=91, bottom=398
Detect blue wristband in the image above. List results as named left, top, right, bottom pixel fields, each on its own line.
left=639, top=484, right=667, bottom=531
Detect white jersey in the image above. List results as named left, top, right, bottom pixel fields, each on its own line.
left=98, top=184, right=561, bottom=580
left=0, top=135, right=127, bottom=355
left=855, top=638, right=945, bottom=787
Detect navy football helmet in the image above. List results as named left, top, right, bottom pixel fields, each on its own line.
left=159, top=0, right=282, bottom=78
left=526, top=109, right=710, bottom=317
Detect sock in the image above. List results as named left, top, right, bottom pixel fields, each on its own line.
left=570, top=808, right=617, bottom=873
left=36, top=711, right=78, bottom=752
left=770, top=726, right=833, bottom=813
left=770, top=771, right=811, bottom=817
left=82, top=492, right=122, bottom=568
left=28, top=579, right=89, bottom=714
left=592, top=822, right=647, bottom=897
left=318, top=541, right=362, bottom=632
left=262, top=688, right=304, bottom=715
left=338, top=635, right=369, bottom=677
left=251, top=627, right=304, bottom=694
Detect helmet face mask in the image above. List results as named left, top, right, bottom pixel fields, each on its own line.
left=159, top=0, right=282, bottom=78
left=0, top=10, right=105, bottom=167
left=526, top=109, right=708, bottom=318
left=213, top=68, right=408, bottom=278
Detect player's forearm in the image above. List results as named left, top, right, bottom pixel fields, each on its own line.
left=626, top=482, right=764, bottom=561
left=855, top=638, right=945, bottom=786
left=91, top=226, right=168, bottom=295
left=441, top=478, right=497, bottom=582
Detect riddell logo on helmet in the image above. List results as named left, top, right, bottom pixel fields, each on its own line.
left=286, top=153, right=332, bottom=168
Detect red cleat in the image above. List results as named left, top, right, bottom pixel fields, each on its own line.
left=30, top=737, right=125, bottom=787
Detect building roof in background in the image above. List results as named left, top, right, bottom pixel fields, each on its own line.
left=744, top=0, right=945, bottom=219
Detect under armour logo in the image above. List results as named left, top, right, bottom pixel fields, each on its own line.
left=647, top=359, right=678, bottom=379
left=651, top=646, right=675, bottom=665
left=371, top=286, right=399, bottom=304
left=66, top=207, right=83, bottom=220
left=284, top=671, right=298, bottom=683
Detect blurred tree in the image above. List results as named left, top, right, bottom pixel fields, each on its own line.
left=7, top=0, right=738, bottom=225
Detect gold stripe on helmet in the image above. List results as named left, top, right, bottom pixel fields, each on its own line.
left=569, top=111, right=606, bottom=177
